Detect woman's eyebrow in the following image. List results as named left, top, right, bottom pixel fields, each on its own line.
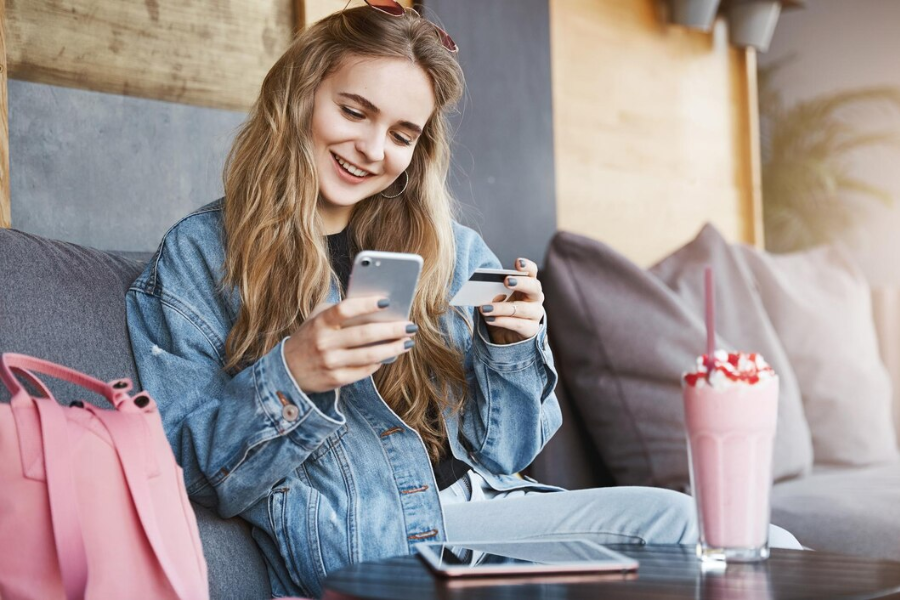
left=338, top=92, right=423, bottom=134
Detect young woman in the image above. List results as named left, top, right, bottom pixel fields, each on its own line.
left=126, top=4, right=799, bottom=597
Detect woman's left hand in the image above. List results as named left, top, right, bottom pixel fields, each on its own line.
left=480, top=258, right=544, bottom=345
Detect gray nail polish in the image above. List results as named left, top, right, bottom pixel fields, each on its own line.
left=507, top=278, right=518, bottom=287
left=481, top=305, right=494, bottom=313
left=485, top=316, right=496, bottom=323
left=406, top=324, right=418, bottom=334
left=377, top=299, right=390, bottom=308
left=404, top=340, right=415, bottom=349
left=518, top=259, right=526, bottom=269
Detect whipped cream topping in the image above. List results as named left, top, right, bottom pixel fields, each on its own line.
left=683, top=350, right=775, bottom=389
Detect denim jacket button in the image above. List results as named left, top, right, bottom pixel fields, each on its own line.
left=282, top=404, right=300, bottom=422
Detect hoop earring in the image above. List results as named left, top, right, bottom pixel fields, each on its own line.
left=381, top=171, right=409, bottom=199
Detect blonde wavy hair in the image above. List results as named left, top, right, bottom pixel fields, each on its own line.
left=222, top=7, right=466, bottom=461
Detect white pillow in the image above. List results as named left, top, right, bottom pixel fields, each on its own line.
left=739, top=244, right=899, bottom=466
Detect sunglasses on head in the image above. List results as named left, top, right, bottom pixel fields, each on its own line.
left=362, top=0, right=459, bottom=53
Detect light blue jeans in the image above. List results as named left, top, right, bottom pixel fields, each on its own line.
left=440, top=471, right=803, bottom=549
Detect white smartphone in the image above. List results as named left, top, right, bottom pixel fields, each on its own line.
left=415, top=538, right=639, bottom=578
left=344, top=250, right=423, bottom=329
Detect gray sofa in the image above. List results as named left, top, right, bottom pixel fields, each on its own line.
left=5, top=223, right=900, bottom=600
left=0, top=229, right=272, bottom=599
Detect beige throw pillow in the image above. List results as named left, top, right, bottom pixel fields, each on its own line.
left=738, top=244, right=899, bottom=466
left=649, top=225, right=814, bottom=480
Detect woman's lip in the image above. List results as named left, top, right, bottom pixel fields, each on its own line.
left=331, top=152, right=372, bottom=184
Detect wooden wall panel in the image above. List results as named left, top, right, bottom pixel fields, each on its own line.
left=1, top=0, right=9, bottom=228
left=4, top=0, right=296, bottom=112
left=550, top=0, right=762, bottom=266
left=4, top=1, right=418, bottom=112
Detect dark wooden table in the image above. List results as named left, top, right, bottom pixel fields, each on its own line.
left=322, top=544, right=900, bottom=599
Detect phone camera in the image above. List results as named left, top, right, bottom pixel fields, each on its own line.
left=361, top=258, right=372, bottom=267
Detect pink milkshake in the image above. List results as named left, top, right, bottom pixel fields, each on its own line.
left=683, top=350, right=779, bottom=563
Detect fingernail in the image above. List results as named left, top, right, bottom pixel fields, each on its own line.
left=518, top=259, right=526, bottom=269
left=481, top=305, right=494, bottom=313
left=507, top=278, right=518, bottom=287
left=378, top=299, right=390, bottom=308
left=404, top=340, right=415, bottom=349
left=406, top=324, right=418, bottom=334
left=485, top=316, right=496, bottom=323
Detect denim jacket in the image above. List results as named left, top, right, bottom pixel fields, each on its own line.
left=126, top=200, right=562, bottom=597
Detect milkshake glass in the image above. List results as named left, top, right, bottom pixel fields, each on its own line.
left=682, top=351, right=779, bottom=563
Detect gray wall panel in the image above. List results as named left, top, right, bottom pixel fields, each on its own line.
left=427, top=0, right=557, bottom=268
left=9, top=80, right=245, bottom=252
left=9, top=0, right=556, bottom=264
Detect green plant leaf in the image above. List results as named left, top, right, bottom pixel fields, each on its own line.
left=833, top=176, right=894, bottom=206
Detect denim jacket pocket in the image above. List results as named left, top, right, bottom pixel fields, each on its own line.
left=270, top=483, right=337, bottom=597
left=268, top=485, right=318, bottom=598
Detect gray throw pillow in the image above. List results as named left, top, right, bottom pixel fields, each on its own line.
left=738, top=243, right=899, bottom=466
left=542, top=225, right=813, bottom=490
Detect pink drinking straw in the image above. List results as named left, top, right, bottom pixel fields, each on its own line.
left=705, top=266, right=716, bottom=377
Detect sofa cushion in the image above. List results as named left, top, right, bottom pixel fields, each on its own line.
left=193, top=504, right=272, bottom=599
left=542, top=226, right=813, bottom=490
left=0, top=228, right=144, bottom=404
left=526, top=376, right=617, bottom=490
left=771, top=460, right=900, bottom=560
left=739, top=244, right=899, bottom=466
left=0, top=228, right=271, bottom=599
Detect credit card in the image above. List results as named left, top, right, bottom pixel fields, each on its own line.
left=450, top=268, right=527, bottom=306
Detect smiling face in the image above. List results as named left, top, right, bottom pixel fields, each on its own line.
left=311, top=56, right=436, bottom=233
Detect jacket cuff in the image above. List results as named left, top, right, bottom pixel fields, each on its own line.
left=252, top=338, right=345, bottom=449
left=474, top=310, right=551, bottom=369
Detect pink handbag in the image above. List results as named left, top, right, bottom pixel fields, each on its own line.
left=0, top=353, right=209, bottom=600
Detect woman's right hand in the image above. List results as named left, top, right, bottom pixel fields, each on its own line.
left=283, top=297, right=416, bottom=393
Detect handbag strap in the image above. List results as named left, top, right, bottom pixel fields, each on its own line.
left=34, top=397, right=89, bottom=600
left=88, top=405, right=203, bottom=600
left=9, top=366, right=55, bottom=400
left=1, top=353, right=129, bottom=408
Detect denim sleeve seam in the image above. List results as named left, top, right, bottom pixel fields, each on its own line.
left=473, top=344, right=538, bottom=373
left=146, top=204, right=223, bottom=291
left=477, top=326, right=537, bottom=350
left=201, top=355, right=321, bottom=490
left=253, top=351, right=343, bottom=448
left=472, top=370, right=494, bottom=456
left=186, top=475, right=213, bottom=497
left=277, top=339, right=344, bottom=427
left=252, top=357, right=287, bottom=434
left=211, top=430, right=285, bottom=488
left=471, top=314, right=541, bottom=372
left=252, top=351, right=322, bottom=434
left=206, top=361, right=289, bottom=488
